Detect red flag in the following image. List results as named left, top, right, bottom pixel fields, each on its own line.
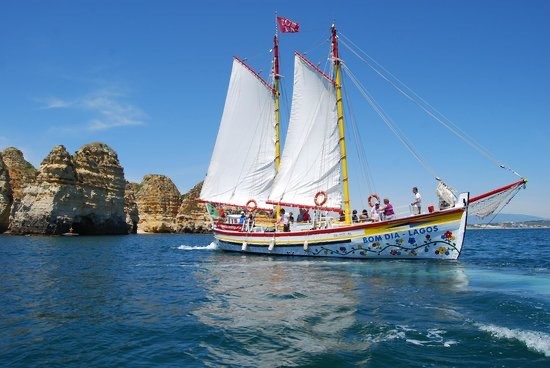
left=277, top=16, right=299, bottom=33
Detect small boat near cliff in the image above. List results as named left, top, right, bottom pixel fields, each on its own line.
left=62, top=227, right=79, bottom=236
left=199, top=18, right=526, bottom=260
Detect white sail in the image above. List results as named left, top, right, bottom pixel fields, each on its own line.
left=268, top=53, right=342, bottom=209
left=200, top=58, right=276, bottom=209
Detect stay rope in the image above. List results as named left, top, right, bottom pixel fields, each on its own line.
left=341, top=63, right=438, bottom=179
left=338, top=32, right=522, bottom=179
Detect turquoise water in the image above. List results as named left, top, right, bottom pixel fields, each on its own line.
left=1, top=229, right=549, bottom=367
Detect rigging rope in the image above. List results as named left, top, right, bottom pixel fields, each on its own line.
left=341, top=63, right=438, bottom=178
left=338, top=32, right=522, bottom=178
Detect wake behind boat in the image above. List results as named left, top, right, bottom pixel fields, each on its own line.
left=199, top=18, right=526, bottom=260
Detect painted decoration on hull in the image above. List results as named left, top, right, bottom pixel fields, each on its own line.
left=216, top=222, right=463, bottom=259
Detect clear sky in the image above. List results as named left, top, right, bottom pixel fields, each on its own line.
left=1, top=0, right=549, bottom=218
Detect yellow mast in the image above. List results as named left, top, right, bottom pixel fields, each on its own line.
left=273, top=33, right=281, bottom=221
left=273, top=34, right=281, bottom=171
left=332, top=24, right=352, bottom=224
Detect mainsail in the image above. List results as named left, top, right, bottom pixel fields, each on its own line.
left=268, top=53, right=343, bottom=210
left=199, top=58, right=276, bottom=209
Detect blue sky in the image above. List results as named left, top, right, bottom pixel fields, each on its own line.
left=1, top=0, right=548, bottom=218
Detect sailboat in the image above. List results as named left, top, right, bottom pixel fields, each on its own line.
left=199, top=21, right=527, bottom=260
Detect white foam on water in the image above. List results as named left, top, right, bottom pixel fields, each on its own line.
left=178, top=241, right=218, bottom=251
left=406, top=339, right=427, bottom=346
left=443, top=340, right=458, bottom=347
left=477, top=323, right=550, bottom=357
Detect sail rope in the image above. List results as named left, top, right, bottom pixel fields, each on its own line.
left=341, top=72, right=378, bottom=199
left=338, top=32, right=522, bottom=179
left=341, top=63, right=438, bottom=179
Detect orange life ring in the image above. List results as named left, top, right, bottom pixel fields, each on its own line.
left=245, top=199, right=258, bottom=212
left=368, top=194, right=380, bottom=207
left=314, top=191, right=328, bottom=206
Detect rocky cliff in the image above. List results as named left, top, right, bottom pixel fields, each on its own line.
left=8, top=143, right=128, bottom=235
left=176, top=181, right=210, bottom=233
left=135, top=174, right=181, bottom=233
left=0, top=154, right=12, bottom=232
left=125, top=182, right=139, bottom=234
left=1, top=147, right=37, bottom=202
left=0, top=143, right=213, bottom=235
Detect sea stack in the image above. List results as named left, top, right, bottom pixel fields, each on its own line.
left=135, top=174, right=181, bottom=233
left=8, top=143, right=128, bottom=235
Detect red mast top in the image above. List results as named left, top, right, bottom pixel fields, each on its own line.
left=331, top=25, right=340, bottom=65
left=273, top=35, right=280, bottom=81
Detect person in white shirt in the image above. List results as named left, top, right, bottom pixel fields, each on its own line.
left=371, top=203, right=380, bottom=221
left=411, top=187, right=422, bottom=214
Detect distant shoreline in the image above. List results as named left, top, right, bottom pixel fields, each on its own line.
left=467, top=225, right=550, bottom=230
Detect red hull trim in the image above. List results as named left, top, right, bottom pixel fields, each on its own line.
left=213, top=207, right=465, bottom=238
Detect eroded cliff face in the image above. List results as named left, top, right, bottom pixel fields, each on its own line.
left=175, top=181, right=210, bottom=233
left=125, top=182, right=139, bottom=234
left=0, top=143, right=213, bottom=235
left=0, top=154, right=12, bottom=232
left=1, top=147, right=37, bottom=202
left=72, top=143, right=128, bottom=234
left=8, top=143, right=128, bottom=235
left=135, top=174, right=181, bottom=233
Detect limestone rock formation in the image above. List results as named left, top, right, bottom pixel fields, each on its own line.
left=125, top=182, right=139, bottom=234
left=8, top=145, right=79, bottom=234
left=8, top=143, right=128, bottom=235
left=135, top=174, right=181, bottom=233
left=176, top=181, right=210, bottom=233
left=0, top=154, right=12, bottom=232
left=71, top=143, right=128, bottom=234
left=1, top=147, right=37, bottom=202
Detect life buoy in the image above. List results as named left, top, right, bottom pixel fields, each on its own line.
left=314, top=191, right=328, bottom=206
left=368, top=194, right=380, bottom=207
left=245, top=199, right=258, bottom=212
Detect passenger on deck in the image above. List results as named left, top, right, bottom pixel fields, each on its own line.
left=352, top=210, right=359, bottom=223
left=297, top=208, right=304, bottom=222
left=380, top=198, right=395, bottom=220
left=279, top=208, right=290, bottom=232
left=245, top=213, right=255, bottom=230
left=302, top=209, right=311, bottom=222
left=371, top=203, right=380, bottom=222
left=411, top=187, right=422, bottom=214
left=360, top=209, right=369, bottom=222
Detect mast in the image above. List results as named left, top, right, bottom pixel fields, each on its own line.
left=273, top=29, right=282, bottom=221
left=273, top=34, right=281, bottom=171
left=332, top=24, right=351, bottom=224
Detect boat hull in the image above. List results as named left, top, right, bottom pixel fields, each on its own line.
left=213, top=205, right=468, bottom=260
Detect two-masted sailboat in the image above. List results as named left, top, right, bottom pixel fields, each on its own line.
left=199, top=20, right=526, bottom=260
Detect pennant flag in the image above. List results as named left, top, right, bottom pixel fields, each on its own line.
left=206, top=203, right=220, bottom=218
left=277, top=16, right=300, bottom=33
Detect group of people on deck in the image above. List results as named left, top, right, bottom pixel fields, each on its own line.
left=275, top=187, right=423, bottom=231
left=278, top=208, right=312, bottom=232
left=351, top=186, right=423, bottom=223
left=352, top=197, right=395, bottom=223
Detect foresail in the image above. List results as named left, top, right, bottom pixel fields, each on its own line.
left=268, top=53, right=342, bottom=210
left=200, top=58, right=276, bottom=209
left=468, top=179, right=527, bottom=218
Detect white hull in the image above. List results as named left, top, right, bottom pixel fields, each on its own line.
left=213, top=195, right=469, bottom=260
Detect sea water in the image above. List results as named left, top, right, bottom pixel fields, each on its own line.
left=1, top=229, right=549, bottom=367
